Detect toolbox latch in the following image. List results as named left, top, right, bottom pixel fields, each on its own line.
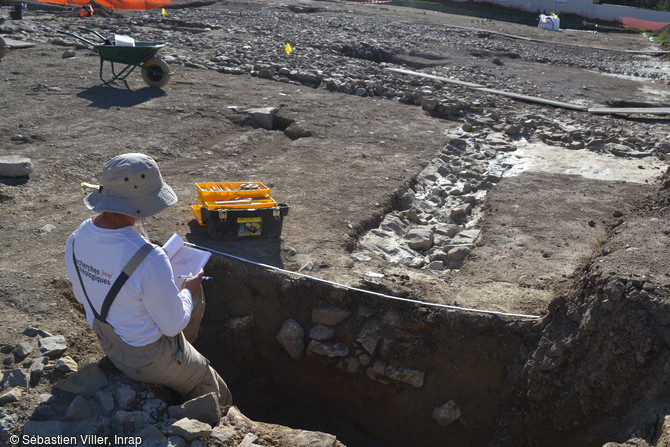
left=218, top=209, right=228, bottom=222
left=273, top=207, right=280, bottom=220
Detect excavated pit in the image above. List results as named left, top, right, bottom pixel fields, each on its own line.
left=189, top=140, right=667, bottom=447
left=341, top=43, right=452, bottom=69
left=196, top=260, right=528, bottom=447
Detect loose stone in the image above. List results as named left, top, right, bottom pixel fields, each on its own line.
left=309, top=324, right=335, bottom=341
left=169, top=418, right=213, bottom=441
left=38, top=335, right=67, bottom=359
left=432, top=400, right=462, bottom=426
left=54, top=356, right=78, bottom=372
left=307, top=340, right=349, bottom=357
left=276, top=319, right=305, bottom=361
left=0, top=156, right=33, bottom=177
left=311, top=308, right=351, bottom=326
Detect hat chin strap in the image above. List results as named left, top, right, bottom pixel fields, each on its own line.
left=137, top=219, right=149, bottom=240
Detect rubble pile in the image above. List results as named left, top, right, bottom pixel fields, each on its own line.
left=0, top=329, right=342, bottom=447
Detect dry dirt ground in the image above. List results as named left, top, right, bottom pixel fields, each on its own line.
left=1, top=0, right=670, bottom=444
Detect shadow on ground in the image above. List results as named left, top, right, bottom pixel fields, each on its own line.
left=77, top=85, right=166, bottom=109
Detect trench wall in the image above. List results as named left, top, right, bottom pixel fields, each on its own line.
left=196, top=257, right=535, bottom=447
left=493, top=266, right=670, bottom=446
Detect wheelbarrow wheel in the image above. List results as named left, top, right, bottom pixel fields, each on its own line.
left=141, top=57, right=170, bottom=88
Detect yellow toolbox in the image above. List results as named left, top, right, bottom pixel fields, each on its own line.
left=191, top=182, right=289, bottom=240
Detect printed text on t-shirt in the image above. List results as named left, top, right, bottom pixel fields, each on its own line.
left=76, top=259, right=112, bottom=285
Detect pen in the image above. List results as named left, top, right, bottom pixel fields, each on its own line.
left=177, top=275, right=213, bottom=280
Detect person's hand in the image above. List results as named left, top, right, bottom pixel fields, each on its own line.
left=181, top=269, right=203, bottom=295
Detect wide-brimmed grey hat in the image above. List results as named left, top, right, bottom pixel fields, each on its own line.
left=84, top=153, right=178, bottom=218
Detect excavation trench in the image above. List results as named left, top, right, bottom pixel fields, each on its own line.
left=195, top=259, right=532, bottom=447
left=190, top=140, right=666, bottom=447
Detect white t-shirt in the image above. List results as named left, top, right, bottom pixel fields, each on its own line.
left=64, top=219, right=193, bottom=346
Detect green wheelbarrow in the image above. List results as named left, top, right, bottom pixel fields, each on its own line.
left=59, top=28, right=172, bottom=88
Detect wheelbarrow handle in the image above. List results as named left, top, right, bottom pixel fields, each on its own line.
left=78, top=28, right=108, bottom=42
left=58, top=30, right=98, bottom=48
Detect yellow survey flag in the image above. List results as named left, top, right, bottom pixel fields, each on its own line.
left=285, top=43, right=292, bottom=55
left=161, top=7, right=167, bottom=15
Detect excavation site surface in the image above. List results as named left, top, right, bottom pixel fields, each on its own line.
left=1, top=0, right=670, bottom=446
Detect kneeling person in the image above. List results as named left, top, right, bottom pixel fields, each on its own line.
left=64, top=153, right=231, bottom=406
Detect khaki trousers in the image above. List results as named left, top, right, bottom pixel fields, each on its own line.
left=91, top=288, right=232, bottom=406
